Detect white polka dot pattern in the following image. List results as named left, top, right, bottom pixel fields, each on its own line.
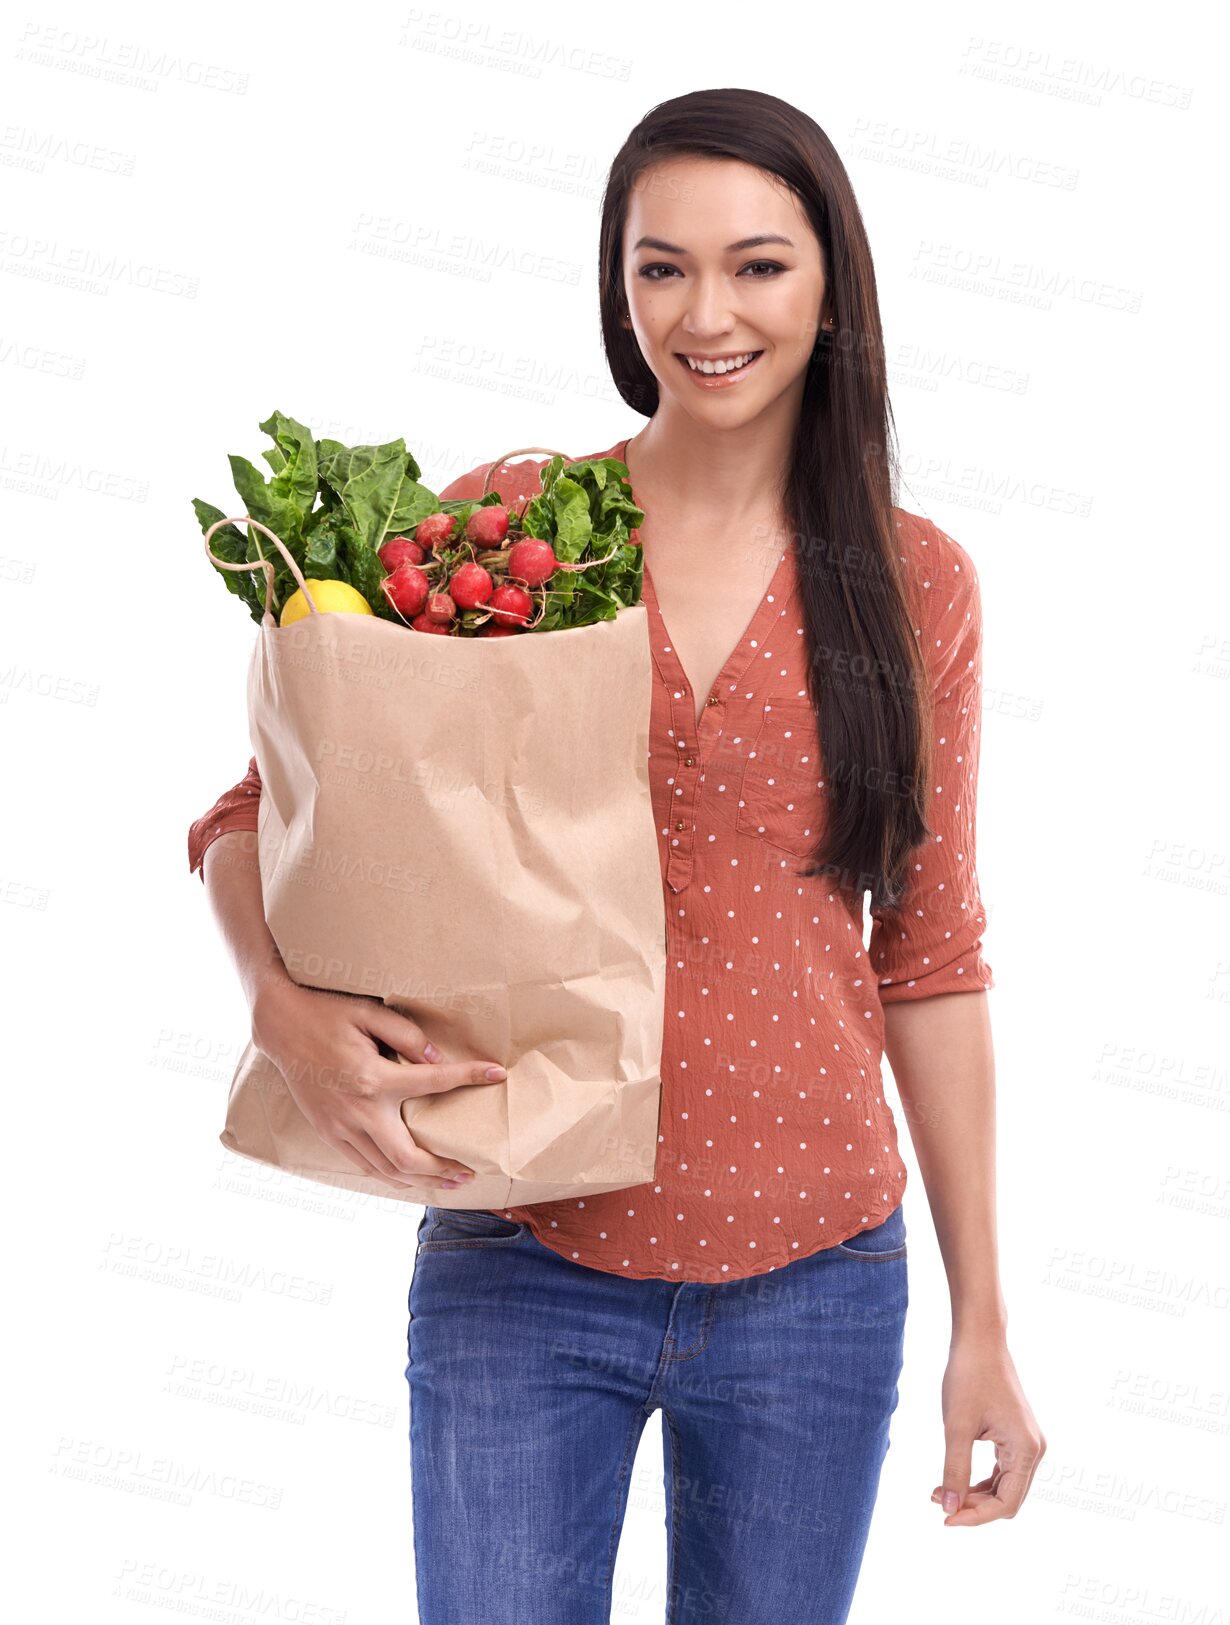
left=187, top=441, right=994, bottom=1283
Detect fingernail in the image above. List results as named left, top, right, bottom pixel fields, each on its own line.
left=486, top=1065, right=507, bottom=1081
left=942, top=1490, right=959, bottom=1513
left=424, top=1042, right=442, bottom=1061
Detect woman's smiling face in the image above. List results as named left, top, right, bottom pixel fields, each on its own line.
left=622, top=155, right=829, bottom=425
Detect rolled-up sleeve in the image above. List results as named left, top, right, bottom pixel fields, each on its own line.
left=187, top=756, right=263, bottom=882
left=869, top=526, right=995, bottom=1002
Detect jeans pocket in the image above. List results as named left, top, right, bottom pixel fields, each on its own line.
left=417, top=1206, right=529, bottom=1251
left=833, top=1203, right=908, bottom=1260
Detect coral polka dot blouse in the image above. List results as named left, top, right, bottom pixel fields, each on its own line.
left=187, top=434, right=994, bottom=1283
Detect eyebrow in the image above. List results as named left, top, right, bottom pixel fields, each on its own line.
left=632, top=233, right=796, bottom=255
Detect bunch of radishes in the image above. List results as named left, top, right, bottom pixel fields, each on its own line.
left=376, top=503, right=575, bottom=637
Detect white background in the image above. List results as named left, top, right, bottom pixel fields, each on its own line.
left=3, top=0, right=1226, bottom=1620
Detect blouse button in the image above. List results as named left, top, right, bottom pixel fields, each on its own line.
left=684, top=756, right=695, bottom=768
left=706, top=694, right=720, bottom=707
left=674, top=820, right=686, bottom=832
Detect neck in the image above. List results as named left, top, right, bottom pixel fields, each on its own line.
left=619, top=413, right=796, bottom=553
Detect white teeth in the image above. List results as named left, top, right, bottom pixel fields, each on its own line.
left=683, top=351, right=758, bottom=375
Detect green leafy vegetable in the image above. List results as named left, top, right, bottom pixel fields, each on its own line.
left=521, top=456, right=645, bottom=631
left=193, top=415, right=645, bottom=631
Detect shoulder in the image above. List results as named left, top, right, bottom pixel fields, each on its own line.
left=435, top=454, right=552, bottom=505
left=890, top=505, right=984, bottom=689
left=890, top=504, right=982, bottom=600
left=434, top=438, right=627, bottom=505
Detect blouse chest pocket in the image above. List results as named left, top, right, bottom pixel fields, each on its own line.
left=735, top=696, right=827, bottom=861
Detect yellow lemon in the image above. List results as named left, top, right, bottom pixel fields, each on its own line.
left=279, top=578, right=374, bottom=625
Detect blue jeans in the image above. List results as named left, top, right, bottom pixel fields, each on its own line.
left=406, top=1201, right=908, bottom=1625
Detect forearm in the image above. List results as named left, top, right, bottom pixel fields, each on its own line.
left=882, top=990, right=1006, bottom=1341
left=201, top=830, right=293, bottom=1011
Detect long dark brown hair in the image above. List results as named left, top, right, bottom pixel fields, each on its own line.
left=598, top=87, right=934, bottom=913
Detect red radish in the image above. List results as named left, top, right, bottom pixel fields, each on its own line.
left=378, top=535, right=425, bottom=571
left=507, top=537, right=557, bottom=587
left=482, top=624, right=522, bottom=637
left=424, top=590, right=455, bottom=624
left=410, top=613, right=451, bottom=635
left=466, top=505, right=509, bottom=548
left=488, top=583, right=533, bottom=627
left=449, top=562, right=493, bottom=609
left=415, top=512, right=456, bottom=548
left=382, top=563, right=429, bottom=618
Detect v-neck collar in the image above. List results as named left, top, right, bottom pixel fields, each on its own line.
left=613, top=434, right=797, bottom=709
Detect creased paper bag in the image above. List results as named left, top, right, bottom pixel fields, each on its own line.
left=207, top=517, right=666, bottom=1210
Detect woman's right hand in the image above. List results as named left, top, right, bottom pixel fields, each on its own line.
left=250, top=975, right=507, bottom=1192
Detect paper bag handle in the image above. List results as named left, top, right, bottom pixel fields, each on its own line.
left=482, top=447, right=571, bottom=498
left=202, top=514, right=318, bottom=628
left=205, top=450, right=578, bottom=623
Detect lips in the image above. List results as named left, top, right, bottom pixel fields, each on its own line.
left=675, top=350, right=765, bottom=387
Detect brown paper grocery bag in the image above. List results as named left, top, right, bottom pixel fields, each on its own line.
left=202, top=502, right=665, bottom=1209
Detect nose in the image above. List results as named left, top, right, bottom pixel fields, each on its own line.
left=681, top=274, right=737, bottom=342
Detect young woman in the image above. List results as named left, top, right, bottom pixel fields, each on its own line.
left=190, top=88, right=1045, bottom=1625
